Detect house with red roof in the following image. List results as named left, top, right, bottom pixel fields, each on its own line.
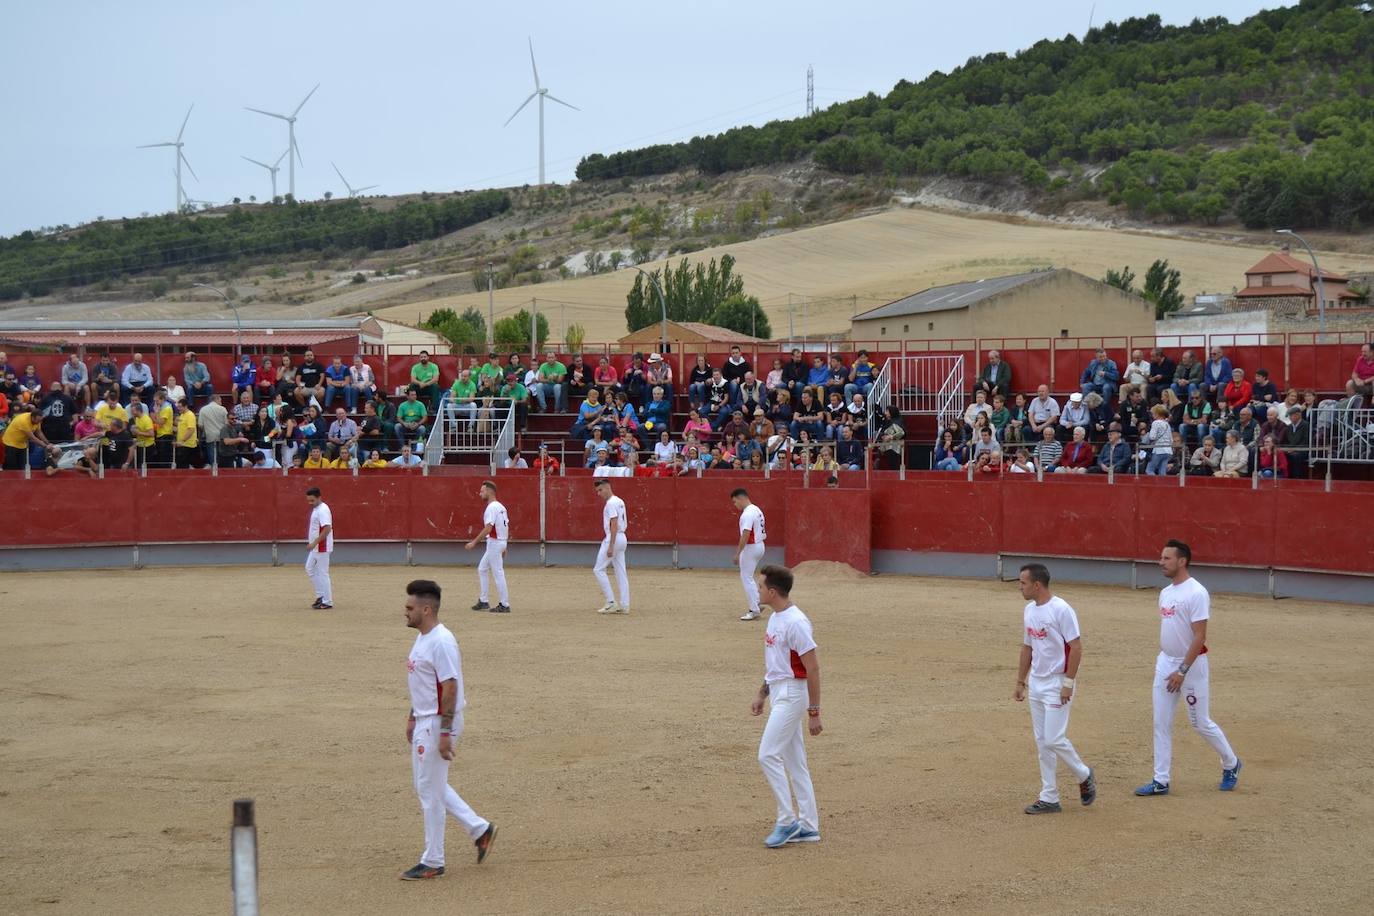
left=1233, top=249, right=1356, bottom=310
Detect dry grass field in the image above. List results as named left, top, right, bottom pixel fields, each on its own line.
left=373, top=206, right=1374, bottom=343
left=2, top=563, right=1371, bottom=915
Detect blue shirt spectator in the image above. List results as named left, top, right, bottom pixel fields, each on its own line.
left=232, top=357, right=258, bottom=392
left=1079, top=349, right=1119, bottom=399
left=1202, top=348, right=1233, bottom=399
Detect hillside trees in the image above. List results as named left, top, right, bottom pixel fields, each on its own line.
left=493, top=309, right=549, bottom=350
left=707, top=294, right=771, bottom=339
left=624, top=254, right=747, bottom=332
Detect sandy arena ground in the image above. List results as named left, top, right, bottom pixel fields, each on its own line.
left=2, top=563, right=1371, bottom=915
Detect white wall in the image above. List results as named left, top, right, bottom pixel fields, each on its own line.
left=1155, top=312, right=1268, bottom=345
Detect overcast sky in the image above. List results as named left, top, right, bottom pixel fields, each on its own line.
left=0, top=0, right=1277, bottom=237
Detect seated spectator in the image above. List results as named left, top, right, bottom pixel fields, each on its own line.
left=1234, top=406, right=1259, bottom=447
left=328, top=407, right=360, bottom=461
left=584, top=427, right=612, bottom=467
left=823, top=355, right=849, bottom=402
left=1145, top=347, right=1175, bottom=403
left=1353, top=341, right=1374, bottom=396
left=445, top=369, right=478, bottom=423
left=360, top=449, right=389, bottom=469
left=391, top=443, right=423, bottom=467
left=1250, top=368, right=1279, bottom=408
left=846, top=350, right=876, bottom=400
left=1165, top=431, right=1185, bottom=475
left=570, top=388, right=610, bottom=440
left=823, top=392, right=847, bottom=439
left=639, top=386, right=671, bottom=433
left=767, top=388, right=794, bottom=430
left=805, top=356, right=829, bottom=398
left=989, top=393, right=1010, bottom=442
left=1257, top=434, right=1288, bottom=479
left=120, top=354, right=153, bottom=403
left=1058, top=392, right=1090, bottom=440
left=682, top=408, right=713, bottom=443
left=737, top=371, right=765, bottom=416
left=645, top=353, right=673, bottom=404
left=811, top=444, right=841, bottom=473
left=95, top=388, right=129, bottom=438
left=735, top=430, right=763, bottom=467
left=60, top=354, right=88, bottom=404
left=351, top=355, right=377, bottom=405
left=613, top=430, right=642, bottom=465
left=963, top=389, right=992, bottom=434
left=1089, top=423, right=1132, bottom=474
left=1189, top=435, right=1221, bottom=476
left=744, top=451, right=765, bottom=473
left=1160, top=388, right=1184, bottom=425
left=232, top=355, right=258, bottom=399
left=502, top=446, right=528, bottom=469
left=790, top=391, right=824, bottom=441
left=99, top=417, right=133, bottom=470
left=968, top=413, right=992, bottom=445
left=875, top=405, right=905, bottom=470
left=88, top=354, right=121, bottom=405
left=1284, top=406, right=1310, bottom=478
left=765, top=432, right=793, bottom=470
left=274, top=355, right=297, bottom=399
left=322, top=357, right=353, bottom=411
left=1178, top=390, right=1213, bottom=448
left=971, top=426, right=1003, bottom=473
left=934, top=430, right=966, bottom=471
left=1144, top=405, right=1174, bottom=476
left=1258, top=405, right=1285, bottom=444
left=684, top=444, right=708, bottom=472
left=247, top=405, right=277, bottom=453
left=1216, top=430, right=1250, bottom=478
left=748, top=408, right=774, bottom=444
left=229, top=388, right=256, bottom=426
left=533, top=443, right=560, bottom=476
left=302, top=444, right=331, bottom=469
left=1171, top=350, right=1202, bottom=400
left=394, top=388, right=428, bottom=449
left=1202, top=346, right=1232, bottom=403
left=1034, top=426, right=1063, bottom=471
left=183, top=351, right=214, bottom=405
left=976, top=349, right=1012, bottom=400
left=1079, top=348, right=1119, bottom=400
left=1279, top=389, right=1302, bottom=424
left=620, top=352, right=647, bottom=404
left=1084, top=392, right=1112, bottom=440
left=1004, top=392, right=1027, bottom=445
left=705, top=367, right=735, bottom=427
left=163, top=373, right=186, bottom=405
left=500, top=373, right=530, bottom=432
left=845, top=393, right=868, bottom=440
left=1222, top=369, right=1252, bottom=411
left=292, top=351, right=329, bottom=408
left=410, top=350, right=443, bottom=412
left=1209, top=400, right=1236, bottom=439
left=835, top=426, right=863, bottom=470
left=721, top=345, right=751, bottom=393
left=566, top=354, right=591, bottom=403
left=792, top=428, right=819, bottom=467
left=1027, top=385, right=1060, bottom=440
left=764, top=358, right=785, bottom=399
left=1008, top=448, right=1034, bottom=474
left=219, top=415, right=255, bottom=468
left=686, top=355, right=712, bottom=408
left=585, top=355, right=617, bottom=400
left=1055, top=427, right=1094, bottom=474
left=1120, top=350, right=1150, bottom=403
left=781, top=348, right=809, bottom=405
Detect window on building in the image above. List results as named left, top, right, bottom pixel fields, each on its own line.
left=880, top=326, right=887, bottom=336
left=1261, top=274, right=1272, bottom=287
left=926, top=322, right=933, bottom=332
left=1060, top=329, right=1069, bottom=338
left=904, top=324, right=910, bottom=333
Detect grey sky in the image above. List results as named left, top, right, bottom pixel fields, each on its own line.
left=0, top=0, right=1275, bottom=237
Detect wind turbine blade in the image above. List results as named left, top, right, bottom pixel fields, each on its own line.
left=292, top=83, right=320, bottom=117
left=177, top=103, right=194, bottom=142
left=138, top=142, right=176, bottom=148
left=273, top=148, right=289, bottom=167
left=331, top=161, right=351, bottom=193
left=355, top=185, right=379, bottom=193
left=503, top=92, right=538, bottom=126
left=181, top=151, right=199, bottom=182
left=242, top=155, right=272, bottom=169
left=544, top=92, right=579, bottom=111
left=294, top=137, right=304, bottom=168
left=245, top=106, right=289, bottom=120
left=527, top=37, right=541, bottom=89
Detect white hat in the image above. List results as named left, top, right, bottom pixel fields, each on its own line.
left=1069, top=392, right=1083, bottom=403
left=648, top=353, right=662, bottom=363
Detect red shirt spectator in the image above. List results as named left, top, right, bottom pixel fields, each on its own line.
left=1222, top=371, right=1252, bottom=410
left=533, top=445, right=561, bottom=476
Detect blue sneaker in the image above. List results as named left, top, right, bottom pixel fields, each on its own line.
left=787, top=828, right=821, bottom=843
left=1134, top=780, right=1169, bottom=796
left=764, top=822, right=801, bottom=848
left=1220, top=760, right=1242, bottom=792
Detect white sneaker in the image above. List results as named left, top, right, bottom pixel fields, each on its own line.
left=740, top=610, right=761, bottom=621
left=596, top=601, right=618, bottom=614
left=612, top=603, right=629, bottom=615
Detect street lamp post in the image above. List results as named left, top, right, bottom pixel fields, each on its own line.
left=629, top=266, right=668, bottom=357
left=192, top=283, right=244, bottom=359
left=1276, top=229, right=1327, bottom=334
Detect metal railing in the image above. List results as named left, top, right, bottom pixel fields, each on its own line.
left=425, top=392, right=516, bottom=467
left=868, top=355, right=965, bottom=432
left=1311, top=401, right=1373, bottom=464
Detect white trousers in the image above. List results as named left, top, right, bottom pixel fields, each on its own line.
left=758, top=677, right=817, bottom=832
left=1028, top=677, right=1090, bottom=804
left=739, top=542, right=765, bottom=612
left=477, top=539, right=508, bottom=605
left=411, top=714, right=489, bottom=869
left=305, top=550, right=332, bottom=604
left=1152, top=652, right=1237, bottom=785
left=593, top=534, right=629, bottom=607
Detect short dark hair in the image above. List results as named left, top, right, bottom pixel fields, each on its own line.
left=1256, top=368, right=1269, bottom=378
left=482, top=479, right=497, bottom=493
left=1020, top=563, right=1051, bottom=586
left=759, top=564, right=794, bottom=596
left=406, top=579, right=442, bottom=607
left=507, top=447, right=519, bottom=458
left=1165, top=539, right=1192, bottom=565
left=305, top=487, right=321, bottom=497
left=593, top=479, right=610, bottom=489
left=730, top=487, right=749, bottom=499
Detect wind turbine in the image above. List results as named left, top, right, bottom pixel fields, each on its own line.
left=503, top=38, right=578, bottom=186
left=331, top=161, right=378, bottom=198
left=245, top=84, right=319, bottom=200
left=139, top=104, right=197, bottom=213
left=242, top=149, right=289, bottom=200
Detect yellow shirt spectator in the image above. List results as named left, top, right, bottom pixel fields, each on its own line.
left=96, top=401, right=129, bottom=444
left=361, top=458, right=389, bottom=468
left=2, top=411, right=40, bottom=449
left=132, top=414, right=156, bottom=448
left=152, top=403, right=174, bottom=437
left=176, top=410, right=198, bottom=448
left=303, top=456, right=328, bottom=469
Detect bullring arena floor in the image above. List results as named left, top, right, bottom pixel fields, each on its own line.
left=2, top=563, right=1371, bottom=915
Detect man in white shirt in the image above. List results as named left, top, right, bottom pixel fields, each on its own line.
left=592, top=479, right=630, bottom=615
left=1136, top=540, right=1242, bottom=796
left=305, top=487, right=334, bottom=609
left=1027, top=384, right=1060, bottom=440
left=732, top=488, right=767, bottom=622
left=502, top=447, right=528, bottom=469
left=464, top=480, right=511, bottom=613
left=1120, top=349, right=1151, bottom=402
left=749, top=565, right=822, bottom=847
left=391, top=444, right=423, bottom=467
left=400, top=579, right=497, bottom=880
left=1013, top=563, right=1096, bottom=814
left=121, top=353, right=154, bottom=403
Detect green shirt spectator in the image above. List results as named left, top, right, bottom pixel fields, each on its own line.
left=410, top=358, right=439, bottom=387
left=537, top=358, right=566, bottom=382
left=397, top=397, right=427, bottom=425
left=477, top=356, right=505, bottom=383
left=534, top=351, right=567, bottom=413
left=449, top=376, right=477, bottom=399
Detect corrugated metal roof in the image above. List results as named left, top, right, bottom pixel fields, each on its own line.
left=852, top=270, right=1054, bottom=321
left=0, top=331, right=357, bottom=347
left=0, top=318, right=362, bottom=331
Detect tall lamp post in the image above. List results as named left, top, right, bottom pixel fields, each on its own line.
left=192, top=283, right=244, bottom=359
left=629, top=266, right=668, bottom=357
left=1276, top=229, right=1327, bottom=335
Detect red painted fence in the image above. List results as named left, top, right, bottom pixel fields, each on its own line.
left=3, top=472, right=1370, bottom=576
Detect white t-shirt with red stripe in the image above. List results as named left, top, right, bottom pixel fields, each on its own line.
left=407, top=623, right=466, bottom=717
left=763, top=605, right=816, bottom=685
left=739, top=503, right=766, bottom=545
left=308, top=502, right=334, bottom=553
left=1159, top=576, right=1209, bottom=659
left=1022, top=595, right=1080, bottom=679
left=483, top=499, right=509, bottom=541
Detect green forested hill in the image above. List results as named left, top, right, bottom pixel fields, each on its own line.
left=576, top=0, right=1374, bottom=231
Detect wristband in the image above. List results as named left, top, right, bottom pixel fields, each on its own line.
left=1176, top=664, right=1190, bottom=677
left=440, top=729, right=452, bottom=736
left=1060, top=677, right=1075, bottom=689
left=807, top=709, right=820, bottom=718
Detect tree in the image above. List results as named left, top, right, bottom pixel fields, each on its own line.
left=324, top=191, right=333, bottom=201
left=624, top=253, right=747, bottom=332
left=1104, top=265, right=1135, bottom=293
left=1142, top=258, right=1184, bottom=318
left=422, top=306, right=487, bottom=352
left=707, top=294, right=771, bottom=339
left=493, top=309, right=549, bottom=350
left=565, top=322, right=586, bottom=351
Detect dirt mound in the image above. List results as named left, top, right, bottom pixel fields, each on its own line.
left=792, top=559, right=867, bottom=581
